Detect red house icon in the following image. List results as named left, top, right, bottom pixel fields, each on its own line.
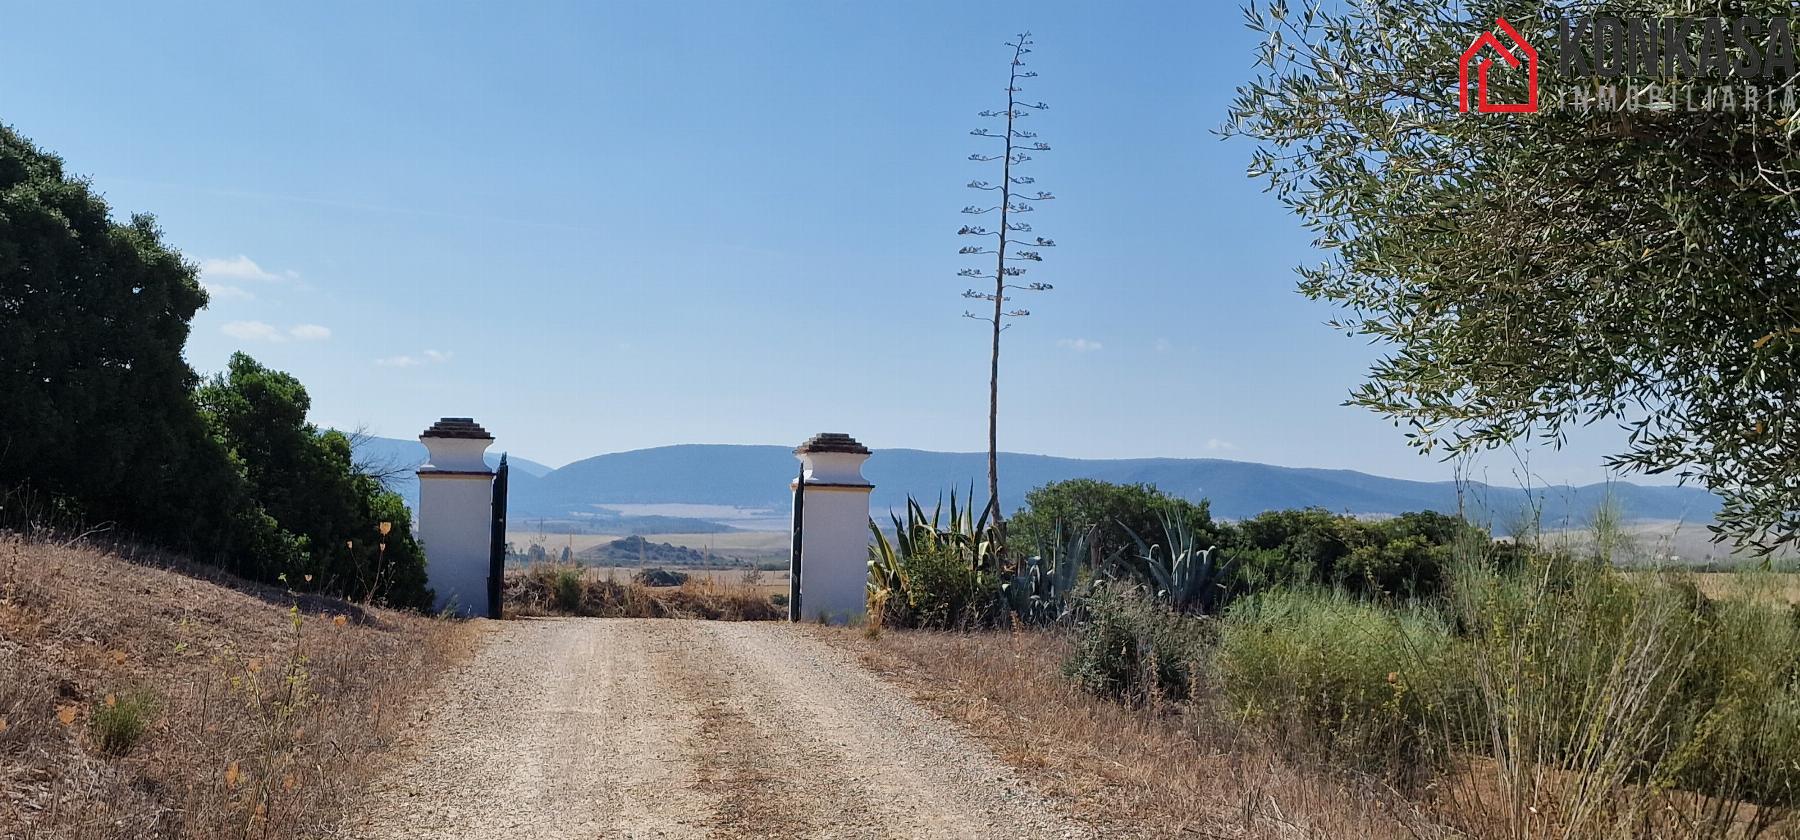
left=1459, top=17, right=1538, bottom=113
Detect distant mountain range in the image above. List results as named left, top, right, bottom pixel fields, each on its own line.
left=354, top=436, right=554, bottom=480
left=353, top=438, right=1722, bottom=532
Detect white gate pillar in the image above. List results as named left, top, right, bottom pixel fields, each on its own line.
left=792, top=433, right=874, bottom=624
left=417, top=417, right=495, bottom=617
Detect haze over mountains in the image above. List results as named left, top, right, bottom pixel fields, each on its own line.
left=356, top=438, right=1721, bottom=534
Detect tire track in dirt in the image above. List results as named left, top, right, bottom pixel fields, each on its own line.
left=347, top=618, right=1091, bottom=840
left=347, top=618, right=717, bottom=839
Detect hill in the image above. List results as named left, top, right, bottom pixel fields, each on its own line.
left=355, top=437, right=743, bottom=534
left=576, top=535, right=742, bottom=566
left=353, top=435, right=552, bottom=480
left=507, top=444, right=1721, bottom=531
left=351, top=438, right=1722, bottom=533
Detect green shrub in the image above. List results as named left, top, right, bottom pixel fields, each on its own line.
left=1214, top=588, right=1460, bottom=778
left=632, top=568, right=690, bottom=587
left=1448, top=557, right=1699, bottom=782
left=551, top=567, right=584, bottom=613
left=1056, top=533, right=1800, bottom=829
left=1063, top=585, right=1209, bottom=704
left=1007, top=479, right=1225, bottom=565
left=1223, top=508, right=1480, bottom=601
left=883, top=535, right=999, bottom=629
left=197, top=355, right=432, bottom=608
left=867, top=494, right=1003, bottom=630
left=1445, top=557, right=1800, bottom=833
left=0, top=127, right=295, bottom=577
left=90, top=690, right=157, bottom=757
left=1670, top=590, right=1800, bottom=811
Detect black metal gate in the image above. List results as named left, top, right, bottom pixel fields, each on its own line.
left=788, top=461, right=804, bottom=621
left=486, top=454, right=509, bottom=619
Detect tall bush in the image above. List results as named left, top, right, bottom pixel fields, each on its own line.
left=867, top=493, right=1003, bottom=630
left=198, top=353, right=429, bottom=608
left=1063, top=584, right=1209, bottom=704
left=1446, top=557, right=1800, bottom=836
left=1008, top=479, right=1223, bottom=564
left=1214, top=588, right=1460, bottom=780
left=0, top=124, right=288, bottom=564
left=1226, top=508, right=1473, bottom=600
left=1668, top=582, right=1800, bottom=817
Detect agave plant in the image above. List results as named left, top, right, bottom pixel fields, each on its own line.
left=867, top=488, right=1006, bottom=628
left=1003, top=522, right=1113, bottom=625
left=940, top=486, right=1005, bottom=573
left=1121, top=512, right=1232, bottom=614
left=867, top=516, right=910, bottom=617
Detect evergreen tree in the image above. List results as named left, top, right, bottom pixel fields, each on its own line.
left=197, top=353, right=429, bottom=607
left=0, top=124, right=285, bottom=562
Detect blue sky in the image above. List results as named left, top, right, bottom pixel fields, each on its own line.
left=0, top=1, right=1653, bottom=486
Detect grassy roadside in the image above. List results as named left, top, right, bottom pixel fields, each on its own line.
left=0, top=534, right=475, bottom=839
left=823, top=563, right=1800, bottom=839
left=816, top=625, right=1436, bottom=839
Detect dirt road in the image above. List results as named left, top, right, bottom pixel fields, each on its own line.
left=348, top=618, right=1092, bottom=839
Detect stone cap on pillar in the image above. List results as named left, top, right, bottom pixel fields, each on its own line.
left=421, top=417, right=495, bottom=441
left=794, top=433, right=873, bottom=488
left=419, top=417, right=495, bottom=475
left=794, top=432, right=870, bottom=455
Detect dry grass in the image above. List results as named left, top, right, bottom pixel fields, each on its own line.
left=575, top=565, right=790, bottom=598
left=1689, top=571, right=1800, bottom=605
left=818, top=625, right=1451, bottom=839
left=0, top=533, right=474, bottom=839
left=854, top=571, right=1800, bottom=839
left=505, top=564, right=782, bottom=621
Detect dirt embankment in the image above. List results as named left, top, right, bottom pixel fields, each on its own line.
left=0, top=535, right=473, bottom=839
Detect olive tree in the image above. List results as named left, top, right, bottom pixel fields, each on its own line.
left=1227, top=0, right=1800, bottom=552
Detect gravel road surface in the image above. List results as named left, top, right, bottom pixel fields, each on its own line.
left=347, top=618, right=1092, bottom=839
